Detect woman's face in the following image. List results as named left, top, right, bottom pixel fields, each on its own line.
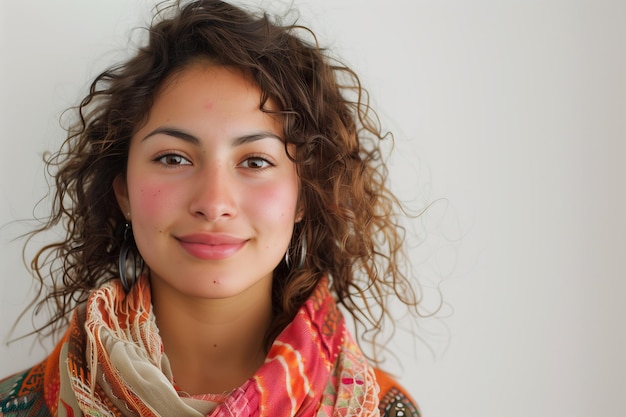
left=114, top=63, right=301, bottom=300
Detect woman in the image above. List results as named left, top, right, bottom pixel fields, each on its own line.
left=0, top=1, right=421, bottom=415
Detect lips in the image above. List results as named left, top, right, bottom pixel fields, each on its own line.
left=176, top=233, right=247, bottom=260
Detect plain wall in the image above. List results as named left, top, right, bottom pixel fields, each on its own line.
left=1, top=1, right=625, bottom=416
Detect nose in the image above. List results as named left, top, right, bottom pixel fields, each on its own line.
left=189, top=163, right=237, bottom=221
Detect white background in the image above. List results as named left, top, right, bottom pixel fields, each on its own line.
left=1, top=1, right=625, bottom=416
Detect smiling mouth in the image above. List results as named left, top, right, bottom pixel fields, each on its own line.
left=177, top=234, right=247, bottom=260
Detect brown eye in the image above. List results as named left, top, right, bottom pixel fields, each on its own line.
left=156, top=154, right=191, bottom=166
left=240, top=157, right=272, bottom=169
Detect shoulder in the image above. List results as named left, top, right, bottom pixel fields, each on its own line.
left=0, top=364, right=52, bottom=417
left=375, top=368, right=421, bottom=417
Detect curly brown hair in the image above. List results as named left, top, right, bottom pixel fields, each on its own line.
left=25, top=0, right=420, bottom=359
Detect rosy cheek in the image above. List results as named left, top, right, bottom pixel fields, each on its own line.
left=130, top=180, right=179, bottom=222
left=247, top=181, right=298, bottom=223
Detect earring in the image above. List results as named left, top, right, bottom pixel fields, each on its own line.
left=285, top=231, right=307, bottom=269
left=119, top=222, right=144, bottom=292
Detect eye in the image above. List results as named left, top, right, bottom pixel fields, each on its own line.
left=240, top=156, right=273, bottom=169
left=155, top=153, right=191, bottom=166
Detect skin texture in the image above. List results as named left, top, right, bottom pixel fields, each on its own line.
left=113, top=62, right=302, bottom=394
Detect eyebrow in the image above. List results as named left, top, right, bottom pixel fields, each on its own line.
left=141, top=127, right=283, bottom=146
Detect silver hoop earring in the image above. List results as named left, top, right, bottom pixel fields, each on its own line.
left=119, top=222, right=144, bottom=292
left=285, top=231, right=307, bottom=269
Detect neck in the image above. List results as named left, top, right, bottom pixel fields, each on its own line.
left=150, top=276, right=273, bottom=395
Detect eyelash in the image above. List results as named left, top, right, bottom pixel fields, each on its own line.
left=152, top=152, right=275, bottom=170
left=239, top=155, right=274, bottom=169
left=153, top=152, right=191, bottom=167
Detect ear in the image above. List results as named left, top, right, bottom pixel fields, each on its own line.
left=295, top=203, right=305, bottom=223
left=113, top=174, right=130, bottom=219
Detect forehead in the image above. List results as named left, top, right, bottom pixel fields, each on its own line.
left=148, top=60, right=281, bottom=121
left=159, top=62, right=255, bottom=100
left=133, top=61, right=284, bottom=144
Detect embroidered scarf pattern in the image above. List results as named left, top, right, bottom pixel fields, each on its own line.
left=44, top=276, right=379, bottom=416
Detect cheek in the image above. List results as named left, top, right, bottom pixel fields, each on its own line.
left=127, top=179, right=184, bottom=263
left=127, top=178, right=182, bottom=233
left=246, top=180, right=299, bottom=227
left=131, top=183, right=166, bottom=215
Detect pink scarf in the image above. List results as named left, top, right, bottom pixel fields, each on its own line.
left=48, top=276, right=380, bottom=416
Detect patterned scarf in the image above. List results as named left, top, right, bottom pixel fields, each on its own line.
left=45, top=276, right=380, bottom=416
